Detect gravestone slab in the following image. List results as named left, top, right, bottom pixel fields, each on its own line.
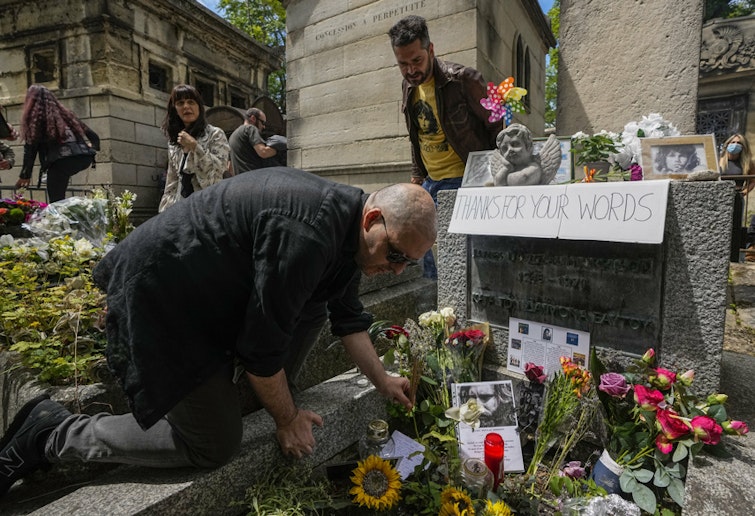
left=437, top=180, right=733, bottom=395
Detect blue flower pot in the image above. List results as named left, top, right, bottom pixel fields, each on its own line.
left=591, top=449, right=624, bottom=494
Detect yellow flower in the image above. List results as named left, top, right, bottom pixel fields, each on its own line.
left=483, top=499, right=512, bottom=516
left=349, top=455, right=401, bottom=511
left=438, top=486, right=475, bottom=515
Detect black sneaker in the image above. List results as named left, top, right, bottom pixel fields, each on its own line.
left=0, top=394, right=71, bottom=497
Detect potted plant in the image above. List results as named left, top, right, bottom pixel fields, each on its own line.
left=571, top=131, right=622, bottom=181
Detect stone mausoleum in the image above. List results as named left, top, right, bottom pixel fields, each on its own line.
left=283, top=0, right=556, bottom=191
left=0, top=0, right=280, bottom=220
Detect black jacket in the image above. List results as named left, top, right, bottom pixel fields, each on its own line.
left=93, top=167, right=371, bottom=429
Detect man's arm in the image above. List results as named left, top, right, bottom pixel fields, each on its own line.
left=245, top=369, right=323, bottom=458
left=253, top=142, right=278, bottom=159
left=341, top=331, right=413, bottom=410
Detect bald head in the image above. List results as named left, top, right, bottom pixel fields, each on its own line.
left=367, top=183, right=437, bottom=243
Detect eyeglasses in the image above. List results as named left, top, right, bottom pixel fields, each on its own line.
left=381, top=218, right=418, bottom=266
left=258, top=118, right=267, bottom=127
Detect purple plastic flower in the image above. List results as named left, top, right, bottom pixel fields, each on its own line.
left=598, top=372, right=630, bottom=398
left=629, top=163, right=643, bottom=181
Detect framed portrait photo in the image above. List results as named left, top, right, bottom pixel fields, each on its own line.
left=533, top=136, right=573, bottom=184
left=640, top=135, right=718, bottom=180
left=461, top=150, right=496, bottom=187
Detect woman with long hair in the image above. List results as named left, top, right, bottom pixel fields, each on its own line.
left=719, top=133, right=755, bottom=261
left=15, top=84, right=99, bottom=202
left=158, top=84, right=229, bottom=212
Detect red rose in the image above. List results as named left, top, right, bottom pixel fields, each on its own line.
left=656, top=409, right=691, bottom=440
left=524, top=363, right=546, bottom=384
left=691, top=415, right=723, bottom=445
left=633, top=384, right=665, bottom=411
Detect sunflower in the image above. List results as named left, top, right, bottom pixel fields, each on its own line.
left=483, top=499, right=512, bottom=516
left=438, top=486, right=475, bottom=516
left=349, top=455, right=401, bottom=511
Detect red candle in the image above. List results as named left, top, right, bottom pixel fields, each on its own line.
left=484, top=432, right=505, bottom=488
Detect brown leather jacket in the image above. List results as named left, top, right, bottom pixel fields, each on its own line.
left=401, top=57, right=503, bottom=181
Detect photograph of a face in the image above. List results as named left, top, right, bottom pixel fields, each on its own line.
left=640, top=135, right=718, bottom=180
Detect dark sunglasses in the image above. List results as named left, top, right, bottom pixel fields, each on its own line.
left=381, top=219, right=418, bottom=266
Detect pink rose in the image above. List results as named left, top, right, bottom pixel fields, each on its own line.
left=524, top=363, right=546, bottom=384
left=657, top=409, right=691, bottom=440
left=641, top=348, right=656, bottom=364
left=678, top=370, right=695, bottom=386
left=629, top=163, right=643, bottom=181
left=649, top=367, right=677, bottom=390
left=655, top=434, right=674, bottom=454
left=691, top=415, right=723, bottom=445
left=598, top=372, right=630, bottom=398
left=723, top=420, right=749, bottom=436
left=633, top=384, right=665, bottom=411
left=560, top=460, right=585, bottom=479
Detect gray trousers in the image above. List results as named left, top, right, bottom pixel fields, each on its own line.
left=45, top=304, right=328, bottom=469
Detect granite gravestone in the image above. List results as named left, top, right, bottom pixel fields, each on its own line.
left=468, top=236, right=663, bottom=356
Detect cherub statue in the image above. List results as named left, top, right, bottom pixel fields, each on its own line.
left=487, top=124, right=561, bottom=186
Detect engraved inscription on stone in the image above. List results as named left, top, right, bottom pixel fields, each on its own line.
left=469, top=236, right=663, bottom=356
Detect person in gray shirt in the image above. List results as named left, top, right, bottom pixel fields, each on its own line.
left=228, top=108, right=279, bottom=174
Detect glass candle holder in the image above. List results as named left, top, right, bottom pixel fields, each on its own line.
left=484, top=432, right=505, bottom=488
left=461, top=458, right=494, bottom=499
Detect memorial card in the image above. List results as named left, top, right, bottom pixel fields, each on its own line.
left=507, top=318, right=591, bottom=377
left=451, top=380, right=525, bottom=473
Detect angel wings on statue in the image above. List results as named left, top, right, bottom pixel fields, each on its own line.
left=486, top=124, right=561, bottom=187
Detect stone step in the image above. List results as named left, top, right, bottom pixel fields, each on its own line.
left=1, top=370, right=385, bottom=515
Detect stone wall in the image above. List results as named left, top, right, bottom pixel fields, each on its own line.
left=0, top=0, right=279, bottom=220
left=284, top=0, right=553, bottom=191
left=557, top=0, right=704, bottom=135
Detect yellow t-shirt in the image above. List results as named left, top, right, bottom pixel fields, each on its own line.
left=412, top=78, right=465, bottom=180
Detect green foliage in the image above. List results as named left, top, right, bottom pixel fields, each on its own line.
left=231, top=464, right=333, bottom=515
left=0, top=238, right=107, bottom=385
left=0, top=192, right=136, bottom=385
left=705, top=0, right=755, bottom=20
left=544, top=0, right=560, bottom=128
left=218, top=0, right=287, bottom=112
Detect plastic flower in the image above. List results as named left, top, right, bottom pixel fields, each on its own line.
left=648, top=367, right=677, bottom=390
left=445, top=399, right=482, bottom=429
left=383, top=325, right=409, bottom=340
left=598, top=372, right=630, bottom=398
left=629, top=163, right=643, bottom=181
left=524, top=362, right=546, bottom=384
left=440, top=306, right=456, bottom=327
left=655, top=433, right=674, bottom=454
left=560, top=460, right=586, bottom=479
left=560, top=357, right=591, bottom=397
left=483, top=499, right=512, bottom=516
left=678, top=369, right=695, bottom=386
left=438, top=486, right=475, bottom=516
left=633, top=384, right=665, bottom=411
left=349, top=455, right=402, bottom=511
left=723, top=420, right=749, bottom=436
left=656, top=409, right=691, bottom=440
left=690, top=415, right=723, bottom=445
left=479, top=77, right=527, bottom=125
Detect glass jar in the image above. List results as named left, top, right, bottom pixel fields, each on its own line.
left=358, top=419, right=396, bottom=460
left=461, top=458, right=494, bottom=499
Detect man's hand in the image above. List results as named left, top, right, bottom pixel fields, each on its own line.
left=246, top=369, right=323, bottom=458
left=15, top=177, right=30, bottom=189
left=0, top=159, right=11, bottom=170
left=375, top=374, right=413, bottom=411
left=341, top=331, right=415, bottom=411
left=410, top=176, right=424, bottom=185
left=275, top=409, right=324, bottom=458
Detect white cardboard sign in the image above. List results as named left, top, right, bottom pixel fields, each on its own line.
left=448, top=180, right=670, bottom=244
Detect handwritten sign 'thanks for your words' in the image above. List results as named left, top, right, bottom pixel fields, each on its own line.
left=448, top=180, right=670, bottom=244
